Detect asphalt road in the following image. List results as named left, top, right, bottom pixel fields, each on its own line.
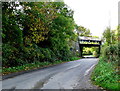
left=2, top=58, right=99, bottom=90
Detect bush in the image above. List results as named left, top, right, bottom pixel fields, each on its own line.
left=2, top=43, right=25, bottom=67
left=2, top=43, right=44, bottom=67
left=101, top=43, right=119, bottom=64
left=2, top=42, right=74, bottom=67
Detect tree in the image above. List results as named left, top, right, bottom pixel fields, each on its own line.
left=75, top=25, right=91, bottom=37
left=103, top=27, right=117, bottom=45
left=20, top=2, right=58, bottom=45
left=2, top=2, right=23, bottom=48
left=2, top=1, right=77, bottom=67
left=103, top=27, right=111, bottom=45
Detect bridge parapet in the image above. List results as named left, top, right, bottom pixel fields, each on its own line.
left=78, top=36, right=101, bottom=45
left=78, top=36, right=102, bottom=57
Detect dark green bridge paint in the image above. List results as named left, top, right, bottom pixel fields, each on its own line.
left=78, top=37, right=102, bottom=57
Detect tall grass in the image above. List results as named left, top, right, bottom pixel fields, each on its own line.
left=91, top=57, right=120, bottom=91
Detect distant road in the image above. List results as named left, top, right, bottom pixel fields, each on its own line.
left=2, top=58, right=99, bottom=90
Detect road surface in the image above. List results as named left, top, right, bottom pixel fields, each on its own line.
left=2, top=58, right=100, bottom=90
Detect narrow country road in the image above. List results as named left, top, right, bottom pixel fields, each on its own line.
left=2, top=58, right=100, bottom=90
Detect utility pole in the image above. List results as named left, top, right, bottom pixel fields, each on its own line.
left=109, top=10, right=112, bottom=43
left=118, top=1, right=120, bottom=25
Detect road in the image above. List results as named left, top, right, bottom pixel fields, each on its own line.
left=2, top=58, right=99, bottom=90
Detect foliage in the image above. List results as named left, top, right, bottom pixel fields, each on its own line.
left=2, top=2, right=76, bottom=67
left=91, top=57, right=120, bottom=91
left=83, top=47, right=92, bottom=55
left=21, top=2, right=57, bottom=44
left=82, top=47, right=99, bottom=57
left=103, top=27, right=111, bottom=45
left=2, top=57, right=80, bottom=75
left=92, top=26, right=120, bottom=91
left=102, top=27, right=118, bottom=46
left=102, top=26, right=120, bottom=63
left=2, top=2, right=23, bottom=48
left=75, top=25, right=91, bottom=37
left=101, top=43, right=119, bottom=65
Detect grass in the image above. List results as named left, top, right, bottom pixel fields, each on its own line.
left=2, top=57, right=80, bottom=75
left=91, top=57, right=120, bottom=91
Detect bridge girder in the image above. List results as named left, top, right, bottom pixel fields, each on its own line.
left=78, top=37, right=102, bottom=57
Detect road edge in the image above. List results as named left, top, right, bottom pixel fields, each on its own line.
left=2, top=59, right=81, bottom=80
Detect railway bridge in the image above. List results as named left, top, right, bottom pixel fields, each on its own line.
left=78, top=36, right=102, bottom=57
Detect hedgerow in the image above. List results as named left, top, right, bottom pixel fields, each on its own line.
left=2, top=2, right=77, bottom=68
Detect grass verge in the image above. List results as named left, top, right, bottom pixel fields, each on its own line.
left=91, top=57, right=120, bottom=91
left=2, top=57, right=80, bottom=75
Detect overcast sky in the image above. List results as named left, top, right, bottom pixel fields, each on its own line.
left=64, top=0, right=119, bottom=37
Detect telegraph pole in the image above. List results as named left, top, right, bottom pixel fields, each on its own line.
left=109, top=10, right=112, bottom=43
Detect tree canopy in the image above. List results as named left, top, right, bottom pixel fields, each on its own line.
left=2, top=2, right=76, bottom=67
left=75, top=25, right=91, bottom=37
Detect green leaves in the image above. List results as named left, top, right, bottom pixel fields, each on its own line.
left=2, top=2, right=76, bottom=67
left=101, top=43, right=119, bottom=63
left=75, top=25, right=91, bottom=37
left=102, top=27, right=119, bottom=46
left=91, top=58, right=120, bottom=90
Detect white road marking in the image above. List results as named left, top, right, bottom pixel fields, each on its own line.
left=84, top=64, right=96, bottom=76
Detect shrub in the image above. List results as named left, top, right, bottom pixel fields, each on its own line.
left=102, top=43, right=119, bottom=63
left=2, top=43, right=24, bottom=67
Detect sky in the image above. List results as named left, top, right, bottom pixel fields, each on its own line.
left=64, top=0, right=119, bottom=38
